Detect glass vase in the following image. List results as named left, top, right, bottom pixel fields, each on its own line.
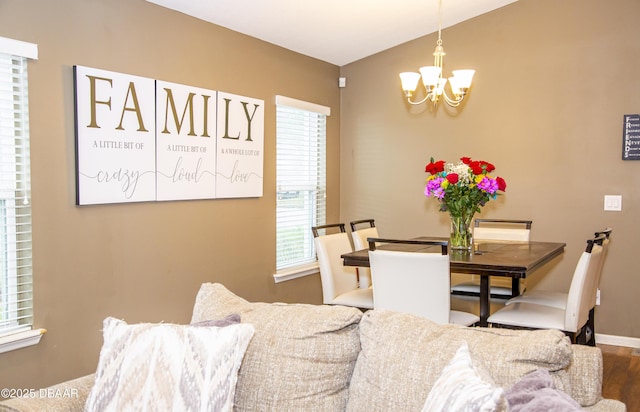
left=449, top=212, right=474, bottom=250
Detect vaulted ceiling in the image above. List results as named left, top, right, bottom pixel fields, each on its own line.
left=145, top=0, right=518, bottom=66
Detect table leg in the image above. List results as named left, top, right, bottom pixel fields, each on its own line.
left=511, top=277, right=520, bottom=297
left=479, top=275, right=489, bottom=326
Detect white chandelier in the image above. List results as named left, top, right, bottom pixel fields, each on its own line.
left=399, top=0, right=475, bottom=107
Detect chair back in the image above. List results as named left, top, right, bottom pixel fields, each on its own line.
left=368, top=239, right=451, bottom=324
left=350, top=223, right=378, bottom=289
left=564, top=236, right=605, bottom=332
left=350, top=219, right=378, bottom=250
left=312, top=224, right=359, bottom=304
left=351, top=226, right=379, bottom=251
left=589, top=228, right=612, bottom=308
left=474, top=219, right=532, bottom=241
left=350, top=218, right=376, bottom=233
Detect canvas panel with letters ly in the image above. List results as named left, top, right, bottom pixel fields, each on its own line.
left=215, top=91, right=264, bottom=199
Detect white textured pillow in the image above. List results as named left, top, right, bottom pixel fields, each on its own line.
left=422, top=342, right=507, bottom=412
left=84, top=317, right=254, bottom=412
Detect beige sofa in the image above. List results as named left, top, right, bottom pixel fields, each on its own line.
left=0, top=283, right=626, bottom=411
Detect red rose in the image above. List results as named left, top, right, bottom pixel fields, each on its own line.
left=484, top=162, right=495, bottom=173
left=425, top=160, right=445, bottom=175
left=461, top=157, right=472, bottom=164
left=425, top=163, right=435, bottom=174
left=496, top=177, right=507, bottom=191
left=446, top=173, right=459, bottom=184
left=469, top=161, right=483, bottom=175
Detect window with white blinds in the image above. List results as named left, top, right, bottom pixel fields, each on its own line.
left=275, top=96, right=329, bottom=272
left=0, top=37, right=36, bottom=337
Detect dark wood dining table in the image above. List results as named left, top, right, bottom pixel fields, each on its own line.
left=341, top=237, right=566, bottom=326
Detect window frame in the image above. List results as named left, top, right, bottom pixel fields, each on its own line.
left=0, top=36, right=44, bottom=353
left=273, top=95, right=330, bottom=283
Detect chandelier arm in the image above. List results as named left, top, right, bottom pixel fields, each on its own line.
left=406, top=92, right=435, bottom=105
left=442, top=90, right=464, bottom=107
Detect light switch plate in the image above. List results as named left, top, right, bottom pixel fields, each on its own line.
left=604, top=195, right=622, bottom=211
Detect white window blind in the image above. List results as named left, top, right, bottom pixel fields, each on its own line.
left=275, top=96, right=329, bottom=271
left=0, top=37, right=35, bottom=336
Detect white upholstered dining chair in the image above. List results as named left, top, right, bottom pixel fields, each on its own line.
left=349, top=219, right=378, bottom=289
left=503, top=228, right=611, bottom=345
left=487, top=235, right=605, bottom=344
left=451, top=219, right=532, bottom=300
left=312, top=223, right=373, bottom=309
left=368, top=238, right=479, bottom=326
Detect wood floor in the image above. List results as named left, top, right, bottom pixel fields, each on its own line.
left=599, top=344, right=640, bottom=412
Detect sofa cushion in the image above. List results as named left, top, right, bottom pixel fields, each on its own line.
left=190, top=282, right=363, bottom=412
left=422, top=342, right=507, bottom=412
left=347, top=310, right=573, bottom=412
left=0, top=373, right=95, bottom=412
left=84, top=317, right=254, bottom=412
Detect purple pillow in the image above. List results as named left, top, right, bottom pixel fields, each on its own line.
left=191, top=313, right=241, bottom=328
left=505, top=368, right=583, bottom=411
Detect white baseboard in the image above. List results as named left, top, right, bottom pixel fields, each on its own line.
left=596, top=333, right=640, bottom=348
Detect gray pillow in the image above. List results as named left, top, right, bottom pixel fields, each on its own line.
left=191, top=283, right=364, bottom=412
left=347, top=310, right=572, bottom=412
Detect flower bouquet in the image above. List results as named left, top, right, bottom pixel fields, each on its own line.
left=424, top=157, right=507, bottom=249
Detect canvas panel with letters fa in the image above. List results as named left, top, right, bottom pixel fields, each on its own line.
left=74, top=65, right=157, bottom=205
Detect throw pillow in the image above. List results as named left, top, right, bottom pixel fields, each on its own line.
left=84, top=317, right=254, bottom=412
left=191, top=312, right=241, bottom=327
left=190, top=282, right=364, bottom=412
left=505, top=368, right=584, bottom=411
left=422, top=342, right=507, bottom=412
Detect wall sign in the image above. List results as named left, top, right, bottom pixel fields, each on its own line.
left=73, top=65, right=264, bottom=205
left=216, top=91, right=264, bottom=198
left=623, top=114, right=640, bottom=160
left=155, top=80, right=217, bottom=201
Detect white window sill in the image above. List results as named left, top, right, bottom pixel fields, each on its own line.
left=0, top=328, right=47, bottom=354
left=273, top=262, right=319, bottom=283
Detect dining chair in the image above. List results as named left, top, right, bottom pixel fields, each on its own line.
left=367, top=238, right=479, bottom=326
left=503, top=228, right=612, bottom=346
left=487, top=235, right=605, bottom=344
left=451, top=219, right=533, bottom=300
left=349, top=219, right=378, bottom=289
left=312, top=223, right=374, bottom=309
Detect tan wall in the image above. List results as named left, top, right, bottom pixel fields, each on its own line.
left=0, top=0, right=340, bottom=388
left=2, top=0, right=639, bottom=390
left=340, top=0, right=640, bottom=338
